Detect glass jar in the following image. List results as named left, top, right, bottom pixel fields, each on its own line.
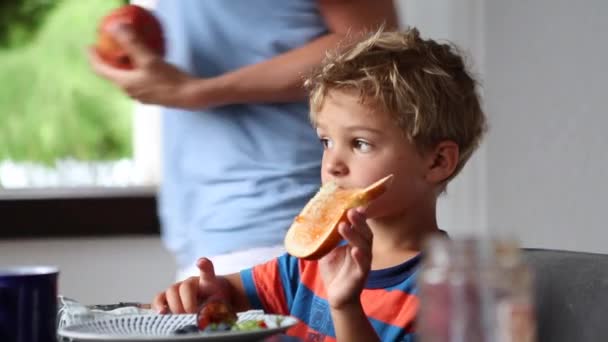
left=417, top=235, right=536, bottom=342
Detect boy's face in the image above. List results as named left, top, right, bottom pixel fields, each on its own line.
left=314, top=90, right=435, bottom=219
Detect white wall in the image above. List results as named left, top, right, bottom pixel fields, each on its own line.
left=400, top=0, right=608, bottom=253
left=0, top=237, right=174, bottom=304
left=484, top=0, right=608, bottom=253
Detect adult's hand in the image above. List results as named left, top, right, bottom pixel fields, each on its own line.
left=88, top=26, right=199, bottom=108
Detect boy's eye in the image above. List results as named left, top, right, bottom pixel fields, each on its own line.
left=353, top=139, right=372, bottom=152
left=319, top=137, right=333, bottom=149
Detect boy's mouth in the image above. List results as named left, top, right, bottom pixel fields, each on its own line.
left=323, top=179, right=349, bottom=190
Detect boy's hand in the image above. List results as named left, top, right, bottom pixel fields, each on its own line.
left=87, top=25, right=196, bottom=108
left=152, top=257, right=232, bottom=314
left=319, top=207, right=372, bottom=310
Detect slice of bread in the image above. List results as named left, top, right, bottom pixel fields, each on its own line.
left=284, top=174, right=394, bottom=259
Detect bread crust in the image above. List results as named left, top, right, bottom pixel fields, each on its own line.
left=284, top=174, right=393, bottom=259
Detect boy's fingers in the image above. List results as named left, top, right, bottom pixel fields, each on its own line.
left=338, top=222, right=371, bottom=256
left=355, top=206, right=367, bottom=215
left=350, top=246, right=371, bottom=273
left=165, top=283, right=186, bottom=313
left=197, top=257, right=216, bottom=283
left=347, top=209, right=373, bottom=245
left=179, top=277, right=200, bottom=313
left=321, top=244, right=343, bottom=265
left=152, top=292, right=168, bottom=313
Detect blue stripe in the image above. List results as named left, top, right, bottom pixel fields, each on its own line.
left=290, top=284, right=336, bottom=338
left=276, top=253, right=300, bottom=311
left=383, top=269, right=419, bottom=293
left=239, top=268, right=263, bottom=310
left=409, top=269, right=420, bottom=296
left=289, top=285, right=414, bottom=341
left=369, top=316, right=414, bottom=341
left=366, top=254, right=421, bottom=289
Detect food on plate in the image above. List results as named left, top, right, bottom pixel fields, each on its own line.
left=95, top=4, right=165, bottom=69
left=284, top=174, right=394, bottom=260
left=173, top=319, right=270, bottom=335
left=173, top=324, right=199, bottom=335
left=173, top=298, right=273, bottom=335
left=232, top=319, right=268, bottom=331
left=196, top=298, right=238, bottom=331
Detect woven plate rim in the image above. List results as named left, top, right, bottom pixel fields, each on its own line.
left=57, top=313, right=298, bottom=341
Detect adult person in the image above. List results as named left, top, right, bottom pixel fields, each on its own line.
left=89, top=0, right=398, bottom=279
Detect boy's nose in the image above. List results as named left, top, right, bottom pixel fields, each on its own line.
left=326, top=158, right=349, bottom=178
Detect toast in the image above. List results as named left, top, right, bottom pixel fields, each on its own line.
left=284, top=174, right=394, bottom=259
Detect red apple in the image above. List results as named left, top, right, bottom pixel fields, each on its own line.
left=95, top=4, right=165, bottom=70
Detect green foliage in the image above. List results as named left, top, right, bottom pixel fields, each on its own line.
left=0, top=0, right=133, bottom=164
left=0, top=0, right=57, bottom=48
left=0, top=0, right=130, bottom=48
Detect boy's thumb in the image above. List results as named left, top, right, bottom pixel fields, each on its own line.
left=197, top=257, right=216, bottom=283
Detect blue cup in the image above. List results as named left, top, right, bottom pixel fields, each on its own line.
left=0, top=266, right=59, bottom=342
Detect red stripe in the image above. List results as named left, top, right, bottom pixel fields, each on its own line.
left=361, top=289, right=419, bottom=331
left=297, top=259, right=328, bottom=298
left=287, top=322, right=337, bottom=342
left=252, top=259, right=289, bottom=315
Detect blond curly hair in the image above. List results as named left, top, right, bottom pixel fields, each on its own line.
left=305, top=28, right=487, bottom=181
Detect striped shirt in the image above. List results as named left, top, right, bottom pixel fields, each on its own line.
left=241, top=253, right=420, bottom=341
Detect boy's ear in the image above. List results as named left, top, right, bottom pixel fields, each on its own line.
left=425, top=141, right=459, bottom=184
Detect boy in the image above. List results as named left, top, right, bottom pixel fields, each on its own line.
left=152, top=28, right=486, bottom=341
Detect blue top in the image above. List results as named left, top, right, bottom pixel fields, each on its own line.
left=241, top=253, right=420, bottom=341
left=154, top=0, right=326, bottom=269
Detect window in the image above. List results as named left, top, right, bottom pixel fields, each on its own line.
left=0, top=0, right=162, bottom=189
left=0, top=0, right=160, bottom=237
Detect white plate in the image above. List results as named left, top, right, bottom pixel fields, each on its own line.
left=57, top=311, right=298, bottom=342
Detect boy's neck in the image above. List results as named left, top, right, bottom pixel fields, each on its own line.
left=368, top=202, right=440, bottom=270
